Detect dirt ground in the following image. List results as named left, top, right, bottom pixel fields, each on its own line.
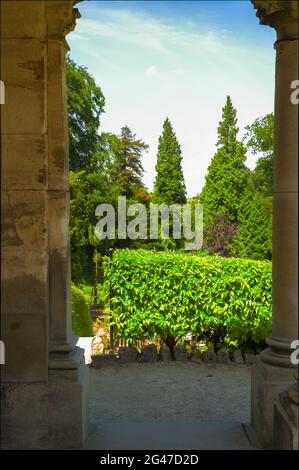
left=89, top=362, right=251, bottom=425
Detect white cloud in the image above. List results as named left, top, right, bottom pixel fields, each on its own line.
left=145, top=65, right=159, bottom=77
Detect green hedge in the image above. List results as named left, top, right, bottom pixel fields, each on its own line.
left=71, top=283, right=93, bottom=337
left=104, top=250, right=272, bottom=353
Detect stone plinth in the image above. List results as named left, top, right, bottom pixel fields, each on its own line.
left=251, top=355, right=297, bottom=448
left=273, top=381, right=299, bottom=450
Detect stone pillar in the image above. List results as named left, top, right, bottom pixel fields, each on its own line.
left=1, top=0, right=89, bottom=449
left=45, top=0, right=81, bottom=368
left=251, top=0, right=298, bottom=449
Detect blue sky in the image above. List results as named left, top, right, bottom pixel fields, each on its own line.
left=68, top=0, right=276, bottom=196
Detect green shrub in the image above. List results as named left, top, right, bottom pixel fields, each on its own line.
left=71, top=283, right=93, bottom=337
left=104, top=250, right=272, bottom=354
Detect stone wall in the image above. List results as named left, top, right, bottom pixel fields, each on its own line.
left=1, top=0, right=89, bottom=450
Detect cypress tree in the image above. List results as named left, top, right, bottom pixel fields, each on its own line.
left=153, top=118, right=186, bottom=205
left=232, top=177, right=272, bottom=260
left=200, top=96, right=248, bottom=227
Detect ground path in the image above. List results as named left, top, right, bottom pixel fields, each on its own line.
left=83, top=360, right=255, bottom=449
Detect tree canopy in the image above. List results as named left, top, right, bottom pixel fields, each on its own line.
left=67, top=55, right=274, bottom=279
left=153, top=117, right=186, bottom=205
left=200, top=96, right=249, bottom=227
left=67, top=55, right=105, bottom=171
left=244, top=113, right=274, bottom=197
left=109, top=126, right=148, bottom=199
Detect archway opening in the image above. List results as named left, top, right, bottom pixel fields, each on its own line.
left=66, top=0, right=276, bottom=450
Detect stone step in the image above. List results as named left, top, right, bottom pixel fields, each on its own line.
left=84, top=421, right=255, bottom=450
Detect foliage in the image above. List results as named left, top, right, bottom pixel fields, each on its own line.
left=244, top=113, right=274, bottom=157
left=109, top=126, right=148, bottom=199
left=203, top=213, right=237, bottom=256
left=82, top=283, right=107, bottom=306
left=69, top=167, right=112, bottom=284
left=232, top=179, right=272, bottom=260
left=66, top=55, right=105, bottom=171
left=67, top=56, right=151, bottom=282
left=231, top=113, right=274, bottom=259
left=69, top=169, right=110, bottom=248
left=104, top=250, right=272, bottom=354
left=200, top=96, right=249, bottom=227
left=71, top=283, right=93, bottom=337
left=251, top=155, right=273, bottom=197
left=244, top=113, right=274, bottom=197
left=153, top=117, right=187, bottom=205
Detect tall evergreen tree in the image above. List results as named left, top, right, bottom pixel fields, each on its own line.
left=153, top=118, right=186, bottom=205
left=232, top=113, right=274, bottom=260
left=200, top=96, right=248, bottom=227
left=232, top=177, right=272, bottom=260
left=110, top=126, right=148, bottom=199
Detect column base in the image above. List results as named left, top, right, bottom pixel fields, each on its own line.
left=273, top=382, right=299, bottom=450
left=251, top=351, right=297, bottom=449
left=1, top=346, right=89, bottom=449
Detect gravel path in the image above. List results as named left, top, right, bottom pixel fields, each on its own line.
left=89, top=362, right=251, bottom=425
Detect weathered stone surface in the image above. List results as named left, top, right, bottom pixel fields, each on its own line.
left=139, top=344, right=158, bottom=362
left=251, top=356, right=296, bottom=449
left=1, top=81, right=46, bottom=135
left=191, top=349, right=202, bottom=363
left=160, top=346, right=172, bottom=362
left=244, top=352, right=256, bottom=364
left=47, top=190, right=72, bottom=344
left=47, top=40, right=69, bottom=190
left=1, top=39, right=46, bottom=81
left=119, top=346, right=138, bottom=363
left=250, top=7, right=298, bottom=450
left=1, top=313, right=48, bottom=382
left=92, top=353, right=116, bottom=368
left=233, top=349, right=244, bottom=364
left=252, top=0, right=299, bottom=41
left=1, top=0, right=88, bottom=450
left=1, top=250, right=48, bottom=316
left=1, top=360, right=89, bottom=449
left=202, top=349, right=217, bottom=363
left=1, top=191, right=47, bottom=250
left=273, top=382, right=299, bottom=450
left=174, top=345, right=188, bottom=361
left=0, top=1, right=47, bottom=39
left=1, top=135, right=47, bottom=190
left=217, top=349, right=230, bottom=364
left=46, top=0, right=81, bottom=38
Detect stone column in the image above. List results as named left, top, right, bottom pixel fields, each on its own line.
left=45, top=0, right=82, bottom=368
left=251, top=0, right=298, bottom=449
left=1, top=0, right=89, bottom=449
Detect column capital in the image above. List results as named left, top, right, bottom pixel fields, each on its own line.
left=45, top=1, right=81, bottom=40
left=251, top=0, right=299, bottom=41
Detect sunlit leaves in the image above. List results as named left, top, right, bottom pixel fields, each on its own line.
left=104, top=250, right=272, bottom=349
